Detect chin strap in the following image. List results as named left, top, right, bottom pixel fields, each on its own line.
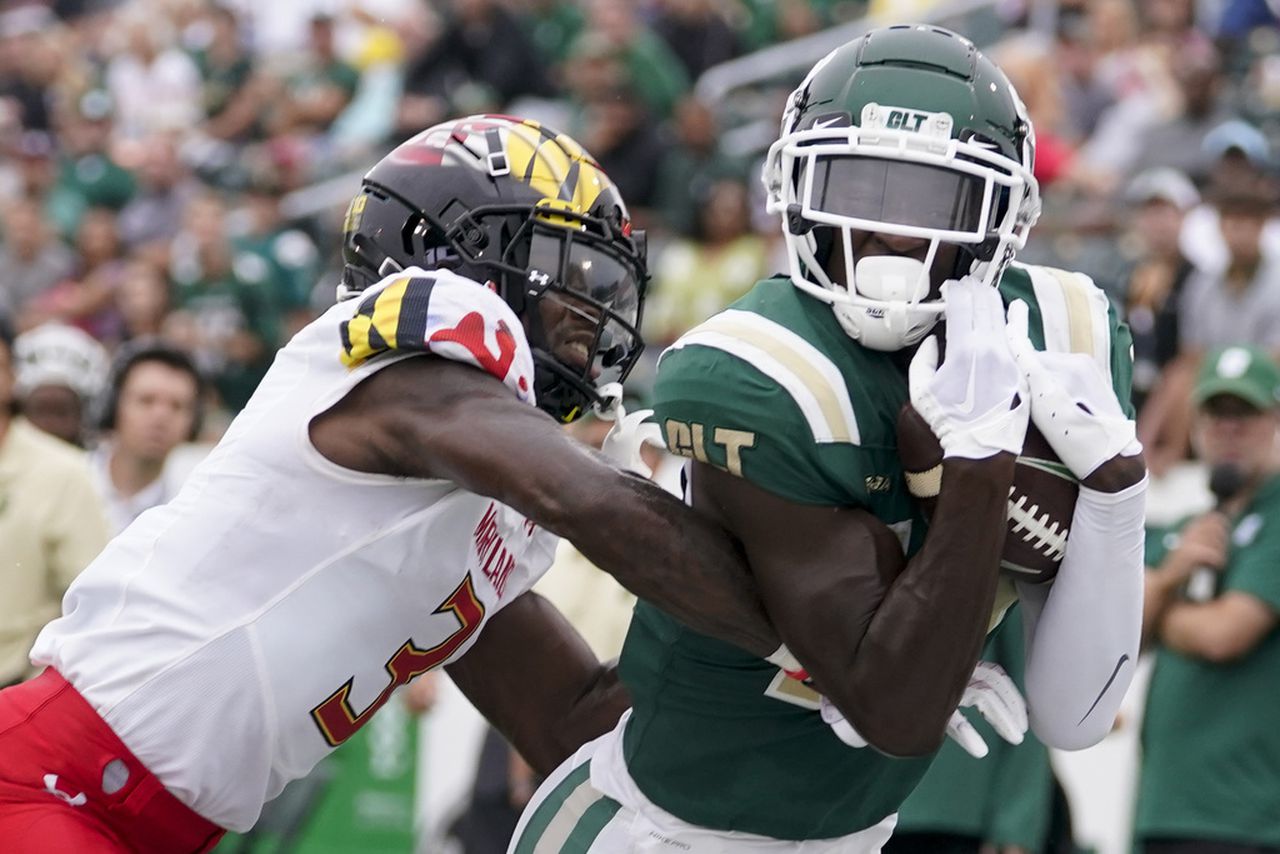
left=594, top=383, right=663, bottom=477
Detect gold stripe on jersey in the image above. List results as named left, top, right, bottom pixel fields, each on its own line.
left=668, top=310, right=861, bottom=444
left=1025, top=264, right=1112, bottom=371
left=989, top=577, right=1019, bottom=633
left=1047, top=267, right=1098, bottom=356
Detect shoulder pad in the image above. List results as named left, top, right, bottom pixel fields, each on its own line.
left=1007, top=262, right=1134, bottom=416
left=664, top=309, right=861, bottom=445
left=340, top=269, right=536, bottom=404
left=654, top=312, right=874, bottom=506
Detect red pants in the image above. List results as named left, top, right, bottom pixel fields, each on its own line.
left=0, top=668, right=225, bottom=853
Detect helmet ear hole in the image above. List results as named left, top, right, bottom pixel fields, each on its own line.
left=785, top=203, right=814, bottom=235
left=400, top=213, right=424, bottom=257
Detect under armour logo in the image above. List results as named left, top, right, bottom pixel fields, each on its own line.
left=527, top=269, right=552, bottom=291
left=43, top=774, right=87, bottom=807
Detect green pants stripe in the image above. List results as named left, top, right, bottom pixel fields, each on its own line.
left=513, top=764, right=590, bottom=854
left=562, top=796, right=622, bottom=853
left=512, top=758, right=624, bottom=854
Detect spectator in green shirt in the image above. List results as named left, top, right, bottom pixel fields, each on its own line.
left=165, top=193, right=280, bottom=413
left=573, top=0, right=689, bottom=119
left=1136, top=344, right=1280, bottom=854
left=48, top=90, right=136, bottom=238
left=268, top=14, right=360, bottom=142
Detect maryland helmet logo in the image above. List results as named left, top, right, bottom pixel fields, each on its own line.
left=389, top=115, right=620, bottom=224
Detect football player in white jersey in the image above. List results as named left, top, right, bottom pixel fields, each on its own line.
left=0, top=116, right=783, bottom=853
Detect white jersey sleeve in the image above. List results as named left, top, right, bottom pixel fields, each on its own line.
left=339, top=267, right=537, bottom=405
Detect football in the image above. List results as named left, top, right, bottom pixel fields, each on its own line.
left=896, top=403, right=1079, bottom=585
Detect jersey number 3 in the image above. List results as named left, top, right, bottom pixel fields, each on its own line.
left=310, top=576, right=486, bottom=746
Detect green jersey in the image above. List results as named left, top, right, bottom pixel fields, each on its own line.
left=622, top=264, right=1133, bottom=840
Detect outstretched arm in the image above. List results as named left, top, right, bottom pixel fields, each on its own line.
left=310, top=355, right=779, bottom=659
left=446, top=591, right=627, bottom=773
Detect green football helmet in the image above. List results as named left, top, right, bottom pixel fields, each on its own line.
left=763, top=24, right=1040, bottom=351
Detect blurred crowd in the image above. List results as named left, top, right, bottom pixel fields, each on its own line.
left=1, top=0, right=1278, bottom=463
left=3, top=0, right=1280, bottom=852
left=0, top=0, right=888, bottom=438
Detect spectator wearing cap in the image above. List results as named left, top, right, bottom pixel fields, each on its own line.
left=1120, top=169, right=1201, bottom=472
left=12, top=322, right=108, bottom=447
left=1135, top=181, right=1280, bottom=473
left=1136, top=344, right=1280, bottom=854
left=0, top=315, right=109, bottom=688
left=90, top=342, right=203, bottom=534
left=47, top=89, right=137, bottom=238
left=1180, top=183, right=1280, bottom=357
left=1181, top=119, right=1280, bottom=274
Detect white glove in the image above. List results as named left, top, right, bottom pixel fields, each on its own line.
left=943, top=661, right=1028, bottom=759
left=820, top=695, right=869, bottom=748
left=1005, top=300, right=1142, bottom=480
left=820, top=661, right=1027, bottom=758
left=594, top=384, right=664, bottom=477
left=910, top=277, right=1029, bottom=459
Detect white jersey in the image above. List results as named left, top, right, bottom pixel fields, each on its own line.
left=31, top=268, right=559, bottom=831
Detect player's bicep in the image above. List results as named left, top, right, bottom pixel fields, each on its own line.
left=690, top=462, right=903, bottom=689
left=320, top=356, right=604, bottom=528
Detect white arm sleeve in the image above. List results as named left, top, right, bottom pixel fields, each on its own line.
left=1016, top=475, right=1147, bottom=749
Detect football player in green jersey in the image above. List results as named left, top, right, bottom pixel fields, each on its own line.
left=510, top=25, right=1148, bottom=853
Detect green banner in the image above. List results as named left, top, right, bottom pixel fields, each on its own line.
left=217, top=698, right=419, bottom=854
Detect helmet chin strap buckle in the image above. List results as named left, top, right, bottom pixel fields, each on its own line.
left=592, top=382, right=625, bottom=421
left=852, top=256, right=929, bottom=302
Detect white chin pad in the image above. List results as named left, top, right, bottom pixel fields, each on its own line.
left=854, top=256, right=930, bottom=302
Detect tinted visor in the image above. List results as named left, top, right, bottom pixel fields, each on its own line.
left=812, top=156, right=993, bottom=233
left=527, top=229, right=644, bottom=387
